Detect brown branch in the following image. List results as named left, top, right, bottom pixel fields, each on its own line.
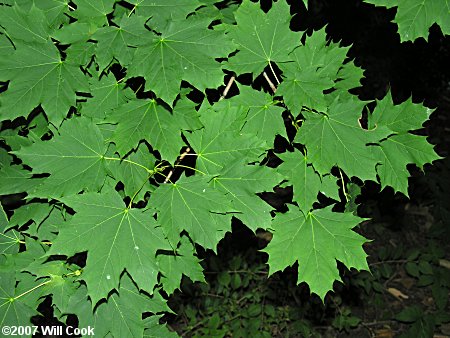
left=219, top=75, right=236, bottom=100
left=263, top=72, right=277, bottom=93
left=164, top=147, right=191, bottom=183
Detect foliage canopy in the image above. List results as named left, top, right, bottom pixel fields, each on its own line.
left=0, top=0, right=442, bottom=336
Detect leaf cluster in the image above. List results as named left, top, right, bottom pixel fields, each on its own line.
left=0, top=0, right=442, bottom=335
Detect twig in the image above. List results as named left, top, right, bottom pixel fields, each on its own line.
left=219, top=75, right=235, bottom=100
left=269, top=61, right=281, bottom=84
left=263, top=72, right=277, bottom=93
left=369, top=259, right=408, bottom=267
left=339, top=168, right=349, bottom=203
left=164, top=148, right=191, bottom=183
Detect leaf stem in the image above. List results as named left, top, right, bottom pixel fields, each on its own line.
left=174, top=164, right=206, bottom=176
left=13, top=280, right=51, bottom=301
left=164, top=148, right=191, bottom=183
left=269, top=61, right=280, bottom=84
left=339, top=169, right=349, bottom=203
left=103, top=156, right=153, bottom=173
left=219, top=75, right=236, bottom=101
left=263, top=72, right=277, bottom=93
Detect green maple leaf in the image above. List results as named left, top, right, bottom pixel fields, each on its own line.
left=35, top=0, right=70, bottom=27
left=109, top=98, right=185, bottom=162
left=24, top=260, right=80, bottom=314
left=1, top=205, right=21, bottom=254
left=106, top=143, right=157, bottom=201
left=151, top=175, right=234, bottom=250
left=278, top=28, right=352, bottom=113
left=71, top=0, right=115, bottom=26
left=127, top=0, right=202, bottom=30
left=186, top=103, right=266, bottom=174
left=49, top=188, right=171, bottom=305
left=372, top=134, right=441, bottom=196
left=276, top=151, right=322, bottom=211
left=81, top=75, right=133, bottom=120
left=264, top=206, right=369, bottom=300
left=369, top=92, right=432, bottom=133
left=0, top=41, right=88, bottom=124
left=144, top=316, right=179, bottom=338
left=92, top=15, right=152, bottom=70
left=70, top=275, right=171, bottom=337
left=158, top=236, right=205, bottom=295
left=0, top=272, right=36, bottom=328
left=0, top=4, right=50, bottom=44
left=128, top=15, right=234, bottom=105
left=14, top=117, right=107, bottom=198
left=0, top=165, right=45, bottom=196
left=212, top=161, right=282, bottom=231
left=364, top=0, right=450, bottom=41
left=226, top=0, right=298, bottom=76
left=230, top=86, right=287, bottom=145
left=296, top=95, right=389, bottom=181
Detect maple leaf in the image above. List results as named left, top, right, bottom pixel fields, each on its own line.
left=0, top=165, right=45, bottom=196
left=264, top=206, right=369, bottom=300
left=24, top=260, right=80, bottom=314
left=127, top=0, right=202, bottom=30
left=81, top=75, right=133, bottom=120
left=276, top=151, right=323, bottom=211
left=128, top=15, right=234, bottom=105
left=230, top=86, right=287, bottom=145
left=106, top=143, right=157, bottom=201
left=69, top=275, right=171, bottom=337
left=212, top=161, right=282, bottom=231
left=71, top=0, right=115, bottom=26
left=49, top=188, right=172, bottom=304
left=92, top=15, right=152, bottom=70
left=0, top=41, right=88, bottom=124
left=296, top=95, right=389, bottom=181
left=0, top=272, right=37, bottom=328
left=109, top=98, right=186, bottom=162
left=158, top=236, right=205, bottom=295
left=372, top=134, right=441, bottom=196
left=226, top=0, right=299, bottom=76
left=14, top=117, right=107, bottom=198
left=364, top=0, right=450, bottom=41
left=186, top=103, right=266, bottom=174
left=0, top=4, right=50, bottom=44
left=368, top=92, right=432, bottom=133
left=151, top=175, right=234, bottom=250
left=278, top=28, right=352, bottom=113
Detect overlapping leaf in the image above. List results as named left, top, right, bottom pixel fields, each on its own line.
left=368, top=93, right=440, bottom=195
left=226, top=0, right=298, bottom=75
left=81, top=75, right=133, bottom=120
left=106, top=143, right=157, bottom=201
left=92, top=15, right=152, bottom=69
left=14, top=117, right=107, bottom=198
left=127, top=0, right=201, bottom=30
left=276, top=151, right=323, bottom=211
left=49, top=188, right=171, bottom=304
left=186, top=102, right=266, bottom=174
left=212, top=161, right=282, bottom=231
left=151, top=175, right=234, bottom=250
left=109, top=98, right=186, bottom=161
left=69, top=275, right=171, bottom=337
left=158, top=236, right=205, bottom=295
left=0, top=41, right=88, bottom=124
left=128, top=15, right=234, bottom=105
left=264, top=206, right=369, bottom=300
left=296, top=95, right=389, bottom=181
